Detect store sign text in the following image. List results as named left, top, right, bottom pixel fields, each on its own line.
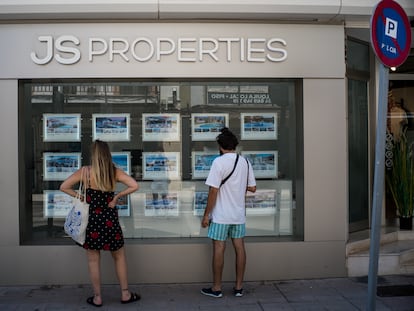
left=30, top=35, right=288, bottom=65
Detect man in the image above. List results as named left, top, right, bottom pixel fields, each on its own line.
left=201, top=127, right=256, bottom=298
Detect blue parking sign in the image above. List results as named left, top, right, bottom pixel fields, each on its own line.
left=370, top=0, right=411, bottom=67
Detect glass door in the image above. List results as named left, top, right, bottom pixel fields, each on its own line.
left=348, top=78, right=369, bottom=231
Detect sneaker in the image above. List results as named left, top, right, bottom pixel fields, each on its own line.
left=233, top=288, right=243, bottom=297
left=201, top=287, right=223, bottom=298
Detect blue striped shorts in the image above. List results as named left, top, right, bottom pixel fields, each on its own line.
left=207, top=222, right=246, bottom=241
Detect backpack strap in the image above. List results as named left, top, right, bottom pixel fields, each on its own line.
left=220, top=154, right=239, bottom=187
left=246, top=157, right=249, bottom=189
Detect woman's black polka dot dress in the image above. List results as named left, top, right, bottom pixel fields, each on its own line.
left=82, top=188, right=124, bottom=251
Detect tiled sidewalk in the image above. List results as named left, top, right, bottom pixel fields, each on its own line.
left=0, top=275, right=413, bottom=310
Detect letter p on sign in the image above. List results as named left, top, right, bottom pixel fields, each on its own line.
left=385, top=17, right=398, bottom=39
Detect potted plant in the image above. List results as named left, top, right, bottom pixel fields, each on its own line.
left=386, top=131, right=414, bottom=230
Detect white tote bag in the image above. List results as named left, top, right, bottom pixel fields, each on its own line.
left=64, top=167, right=89, bottom=245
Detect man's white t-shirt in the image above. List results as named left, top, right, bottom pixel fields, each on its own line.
left=205, top=152, right=256, bottom=224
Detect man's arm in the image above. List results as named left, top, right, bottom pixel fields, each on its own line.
left=201, top=186, right=219, bottom=228
left=247, top=185, right=256, bottom=193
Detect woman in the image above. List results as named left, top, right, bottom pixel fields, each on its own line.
left=60, top=140, right=140, bottom=307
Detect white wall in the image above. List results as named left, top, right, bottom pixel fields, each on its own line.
left=0, top=80, right=19, bottom=246
left=303, top=79, right=348, bottom=242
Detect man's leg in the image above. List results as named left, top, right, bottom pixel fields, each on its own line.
left=231, top=237, right=246, bottom=290
left=212, top=239, right=226, bottom=291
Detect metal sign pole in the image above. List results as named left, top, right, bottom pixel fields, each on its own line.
left=367, top=62, right=389, bottom=311
left=367, top=0, right=411, bottom=309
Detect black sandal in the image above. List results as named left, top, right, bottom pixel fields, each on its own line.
left=86, top=296, right=103, bottom=307
left=121, top=292, right=141, bottom=304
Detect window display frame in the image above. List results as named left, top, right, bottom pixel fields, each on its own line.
left=245, top=189, right=277, bottom=215
left=43, top=190, right=73, bottom=218
left=43, top=152, right=81, bottom=181
left=241, top=151, right=278, bottom=178
left=115, top=192, right=130, bottom=217
left=142, top=113, right=181, bottom=142
left=142, top=152, right=181, bottom=180
left=111, top=152, right=131, bottom=175
left=193, top=191, right=208, bottom=216
left=191, top=113, right=229, bottom=141
left=240, top=112, right=277, bottom=140
left=43, top=113, right=81, bottom=142
left=144, top=191, right=179, bottom=217
left=92, top=113, right=130, bottom=141
left=191, top=151, right=220, bottom=179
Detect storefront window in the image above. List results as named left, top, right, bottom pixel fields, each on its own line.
left=19, top=79, right=303, bottom=244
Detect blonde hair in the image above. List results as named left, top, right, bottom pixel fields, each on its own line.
left=90, top=140, right=116, bottom=191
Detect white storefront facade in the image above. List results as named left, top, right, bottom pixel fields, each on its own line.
left=0, top=0, right=413, bottom=285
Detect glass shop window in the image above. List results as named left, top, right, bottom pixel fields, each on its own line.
left=19, top=79, right=303, bottom=244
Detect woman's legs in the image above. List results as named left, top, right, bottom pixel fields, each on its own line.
left=111, top=246, right=131, bottom=301
left=86, top=249, right=102, bottom=305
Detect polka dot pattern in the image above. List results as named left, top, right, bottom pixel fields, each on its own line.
left=82, top=188, right=124, bottom=251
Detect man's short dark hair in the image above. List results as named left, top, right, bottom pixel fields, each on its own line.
left=216, top=127, right=239, bottom=150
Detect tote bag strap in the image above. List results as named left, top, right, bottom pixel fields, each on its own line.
left=76, top=167, right=88, bottom=202
left=82, top=167, right=89, bottom=202
left=246, top=157, right=249, bottom=190
left=75, top=167, right=84, bottom=200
